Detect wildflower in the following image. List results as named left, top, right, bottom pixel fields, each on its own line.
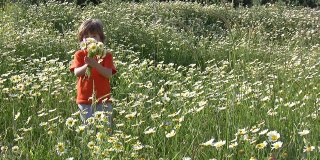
left=106, top=148, right=115, bottom=153
left=48, top=116, right=60, bottom=122
left=229, top=142, right=238, bottom=149
left=49, top=109, right=57, bottom=113
left=261, top=96, right=270, bottom=102
left=218, top=106, right=227, bottom=111
left=151, top=113, right=161, bottom=119
left=108, top=136, right=118, bottom=143
left=267, top=109, right=278, bottom=116
left=144, top=127, right=156, bottom=135
left=235, top=128, right=247, bottom=136
left=198, top=100, right=207, bottom=107
left=213, top=140, right=226, bottom=149
left=14, top=134, right=23, bottom=141
left=34, top=92, right=41, bottom=96
left=250, top=127, right=260, bottom=133
left=87, top=141, right=95, bottom=149
left=158, top=86, right=164, bottom=95
left=88, top=42, right=97, bottom=52
left=2, top=88, right=9, bottom=93
left=55, top=142, right=64, bottom=149
left=259, top=129, right=268, bottom=135
left=258, top=121, right=266, bottom=127
left=1, top=146, right=8, bottom=152
left=87, top=129, right=94, bottom=135
left=162, top=94, right=170, bottom=103
left=178, top=116, right=184, bottom=122
left=54, top=79, right=61, bottom=84
left=55, top=142, right=67, bottom=156
left=133, top=141, right=144, bottom=151
left=11, top=146, right=19, bottom=153
left=111, top=143, right=122, bottom=152
left=48, top=129, right=54, bottom=135
left=84, top=117, right=94, bottom=125
left=271, top=141, right=283, bottom=150
left=168, top=109, right=181, bottom=118
left=96, top=132, right=104, bottom=141
left=75, top=125, right=86, bottom=133
left=310, top=113, right=317, bottom=119
left=100, top=150, right=110, bottom=158
left=125, top=111, right=137, bottom=119
left=267, top=130, right=280, bottom=142
left=96, top=124, right=104, bottom=129
left=71, top=111, right=81, bottom=116
left=38, top=112, right=48, bottom=117
left=250, top=157, right=256, bottom=160
left=131, top=152, right=137, bottom=158
left=94, top=111, right=105, bottom=120
left=10, top=75, right=21, bottom=83
left=249, top=139, right=257, bottom=144
left=166, top=130, right=176, bottom=138
left=92, top=146, right=101, bottom=154
left=14, top=112, right=21, bottom=120
left=23, top=127, right=33, bottom=132
left=174, top=123, right=181, bottom=129
left=201, top=138, right=215, bottom=146
left=195, top=106, right=204, bottom=112
left=303, top=146, right=315, bottom=152
left=56, top=147, right=67, bottom=156
left=65, top=117, right=77, bottom=127
left=255, top=141, right=267, bottom=149
left=116, top=123, right=124, bottom=127
left=97, top=42, right=104, bottom=49
left=145, top=81, right=153, bottom=88
left=80, top=42, right=86, bottom=50
left=298, top=130, right=310, bottom=136
left=81, top=38, right=106, bottom=79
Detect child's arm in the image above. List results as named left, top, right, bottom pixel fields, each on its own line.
left=74, top=64, right=88, bottom=77
left=85, top=57, right=112, bottom=78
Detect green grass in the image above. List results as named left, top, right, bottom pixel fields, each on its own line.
left=1, top=0, right=320, bottom=159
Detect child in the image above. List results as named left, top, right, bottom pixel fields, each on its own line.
left=70, top=19, right=117, bottom=126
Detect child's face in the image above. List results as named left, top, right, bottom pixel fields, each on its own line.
left=84, top=32, right=101, bottom=42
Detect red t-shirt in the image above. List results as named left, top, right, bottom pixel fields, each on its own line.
left=70, top=50, right=117, bottom=104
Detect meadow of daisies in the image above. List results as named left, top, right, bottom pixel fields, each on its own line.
left=1, top=0, right=320, bottom=159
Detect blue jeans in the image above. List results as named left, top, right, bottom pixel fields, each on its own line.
left=78, top=103, right=113, bottom=126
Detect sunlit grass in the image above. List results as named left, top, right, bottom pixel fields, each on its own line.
left=0, top=0, right=320, bottom=159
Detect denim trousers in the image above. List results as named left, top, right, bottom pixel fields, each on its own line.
left=78, top=102, right=113, bottom=126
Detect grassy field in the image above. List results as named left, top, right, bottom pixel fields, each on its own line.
left=0, top=0, right=320, bottom=159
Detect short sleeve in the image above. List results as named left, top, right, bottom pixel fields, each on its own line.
left=70, top=50, right=86, bottom=72
left=103, top=53, right=117, bottom=75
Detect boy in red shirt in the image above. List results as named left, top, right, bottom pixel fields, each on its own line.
left=70, top=19, right=117, bottom=126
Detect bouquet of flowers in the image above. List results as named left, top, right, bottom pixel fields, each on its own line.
left=80, top=38, right=106, bottom=79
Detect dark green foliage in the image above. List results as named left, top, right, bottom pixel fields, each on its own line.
left=231, top=0, right=253, bottom=7
left=261, top=0, right=319, bottom=8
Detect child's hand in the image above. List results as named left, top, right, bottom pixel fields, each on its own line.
left=84, top=57, right=99, bottom=68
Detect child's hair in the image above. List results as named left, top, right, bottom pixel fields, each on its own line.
left=78, top=19, right=106, bottom=42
